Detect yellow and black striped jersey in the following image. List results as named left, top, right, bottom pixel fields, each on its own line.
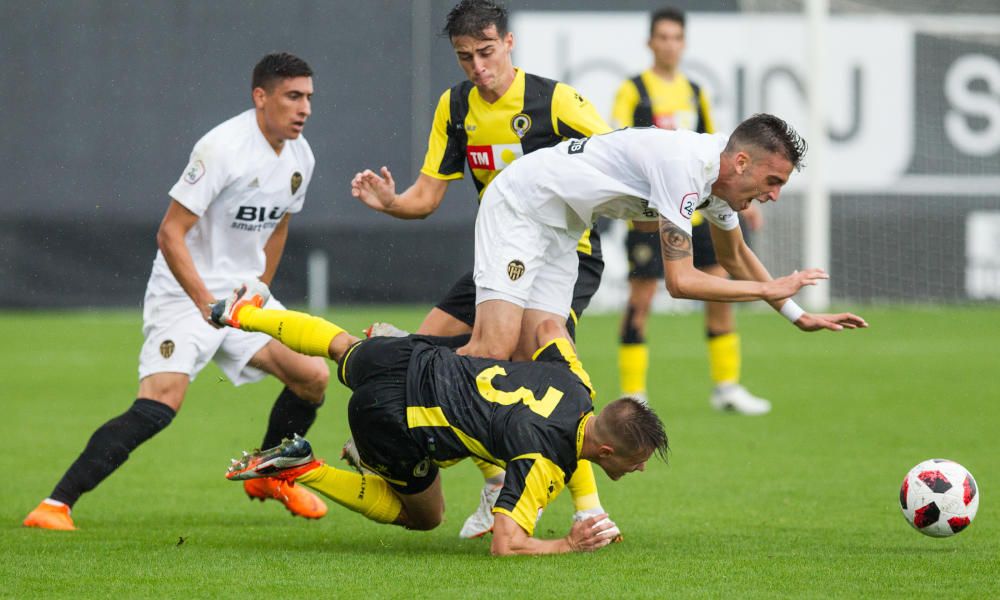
left=421, top=68, right=610, bottom=194
left=405, top=337, right=596, bottom=535
left=611, top=69, right=714, bottom=133
left=614, top=69, right=714, bottom=230
left=420, top=68, right=610, bottom=256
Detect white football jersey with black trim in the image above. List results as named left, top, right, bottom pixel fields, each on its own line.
left=492, top=127, right=737, bottom=235
left=146, top=109, right=314, bottom=299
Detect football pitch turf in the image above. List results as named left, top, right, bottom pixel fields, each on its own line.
left=1, top=305, right=996, bottom=598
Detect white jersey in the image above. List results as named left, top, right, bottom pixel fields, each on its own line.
left=145, top=109, right=314, bottom=299
left=492, top=127, right=738, bottom=235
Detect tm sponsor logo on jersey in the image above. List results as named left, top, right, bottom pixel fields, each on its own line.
left=466, top=144, right=523, bottom=171
left=231, top=206, right=287, bottom=232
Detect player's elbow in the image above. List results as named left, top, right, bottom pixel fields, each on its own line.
left=663, top=272, right=692, bottom=299
left=156, top=223, right=181, bottom=255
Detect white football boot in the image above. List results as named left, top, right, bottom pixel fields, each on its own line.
left=459, top=480, right=504, bottom=539
left=710, top=383, right=771, bottom=415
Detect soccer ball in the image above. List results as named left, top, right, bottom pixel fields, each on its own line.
left=899, top=459, right=979, bottom=537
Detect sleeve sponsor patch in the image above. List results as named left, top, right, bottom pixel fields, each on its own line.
left=679, top=192, right=698, bottom=220
left=182, top=160, right=206, bottom=185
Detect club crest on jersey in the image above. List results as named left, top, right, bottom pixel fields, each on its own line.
left=290, top=172, right=303, bottom=194
left=160, top=340, right=175, bottom=359
left=679, top=193, right=699, bottom=220
left=507, top=260, right=526, bottom=281
left=183, top=160, right=205, bottom=185
left=510, top=113, right=532, bottom=138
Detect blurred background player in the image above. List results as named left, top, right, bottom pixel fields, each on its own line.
left=611, top=7, right=770, bottom=415
left=213, top=282, right=668, bottom=556
left=23, top=53, right=330, bottom=531
left=350, top=0, right=614, bottom=539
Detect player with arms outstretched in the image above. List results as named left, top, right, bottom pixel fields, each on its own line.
left=612, top=7, right=770, bottom=414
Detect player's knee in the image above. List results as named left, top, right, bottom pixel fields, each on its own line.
left=296, top=357, right=330, bottom=403
left=405, top=511, right=444, bottom=531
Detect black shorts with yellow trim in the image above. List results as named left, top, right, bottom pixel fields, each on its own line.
left=435, top=234, right=604, bottom=340
left=338, top=336, right=439, bottom=494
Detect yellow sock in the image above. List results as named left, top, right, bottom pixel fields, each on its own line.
left=708, top=332, right=741, bottom=385
left=296, top=464, right=403, bottom=524
left=473, top=457, right=505, bottom=482
left=618, top=344, right=649, bottom=394
left=567, top=460, right=601, bottom=512
left=238, top=306, right=344, bottom=358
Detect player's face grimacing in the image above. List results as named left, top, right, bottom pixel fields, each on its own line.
left=725, top=150, right=793, bottom=211
left=255, top=76, right=313, bottom=147
left=451, top=25, right=514, bottom=99
left=596, top=447, right=653, bottom=481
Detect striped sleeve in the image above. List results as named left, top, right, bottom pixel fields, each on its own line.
left=419, top=89, right=466, bottom=181
left=492, top=455, right=566, bottom=536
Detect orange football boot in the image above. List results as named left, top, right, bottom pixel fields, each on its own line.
left=243, top=478, right=328, bottom=519
left=23, top=501, right=76, bottom=531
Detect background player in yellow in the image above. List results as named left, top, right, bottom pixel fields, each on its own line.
left=350, top=0, right=614, bottom=539
left=611, top=7, right=770, bottom=415
left=212, top=281, right=668, bottom=556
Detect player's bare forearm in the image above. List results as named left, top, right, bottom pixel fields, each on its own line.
left=157, top=200, right=214, bottom=315
left=382, top=174, right=449, bottom=219
left=352, top=170, right=448, bottom=220
left=490, top=514, right=572, bottom=556
left=260, top=214, right=290, bottom=285
left=659, top=217, right=766, bottom=302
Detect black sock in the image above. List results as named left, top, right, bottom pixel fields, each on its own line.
left=261, top=387, right=322, bottom=450
left=50, top=398, right=175, bottom=507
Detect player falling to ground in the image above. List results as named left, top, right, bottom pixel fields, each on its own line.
left=612, top=7, right=769, bottom=415
left=24, top=53, right=330, bottom=531
left=350, top=0, right=614, bottom=539
left=456, top=114, right=868, bottom=365
left=212, top=282, right=668, bottom=556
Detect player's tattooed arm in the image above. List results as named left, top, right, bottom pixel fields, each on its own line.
left=659, top=218, right=693, bottom=262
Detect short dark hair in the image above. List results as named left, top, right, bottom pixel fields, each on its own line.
left=650, top=6, right=685, bottom=36
left=600, top=397, right=670, bottom=463
left=442, top=0, right=508, bottom=40
left=252, top=52, right=313, bottom=92
left=727, top=113, right=808, bottom=171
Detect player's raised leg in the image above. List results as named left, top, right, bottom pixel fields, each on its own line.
left=212, top=282, right=360, bottom=363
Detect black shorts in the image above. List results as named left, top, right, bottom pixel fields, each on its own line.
left=435, top=231, right=604, bottom=340
left=338, top=336, right=438, bottom=494
left=626, top=218, right=750, bottom=279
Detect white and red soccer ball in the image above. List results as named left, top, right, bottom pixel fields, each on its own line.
left=900, top=459, right=979, bottom=537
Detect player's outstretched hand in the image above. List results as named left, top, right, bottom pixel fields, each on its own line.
left=351, top=166, right=397, bottom=212
left=566, top=512, right=618, bottom=552
left=794, top=312, right=868, bottom=332
left=762, top=268, right=829, bottom=302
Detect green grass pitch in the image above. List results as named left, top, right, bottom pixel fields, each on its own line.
left=1, top=305, right=997, bottom=598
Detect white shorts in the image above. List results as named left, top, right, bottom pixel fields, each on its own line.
left=473, top=187, right=581, bottom=318
left=138, top=294, right=286, bottom=385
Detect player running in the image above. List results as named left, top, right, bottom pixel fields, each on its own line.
left=24, top=53, right=330, bottom=531
left=213, top=281, right=668, bottom=556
